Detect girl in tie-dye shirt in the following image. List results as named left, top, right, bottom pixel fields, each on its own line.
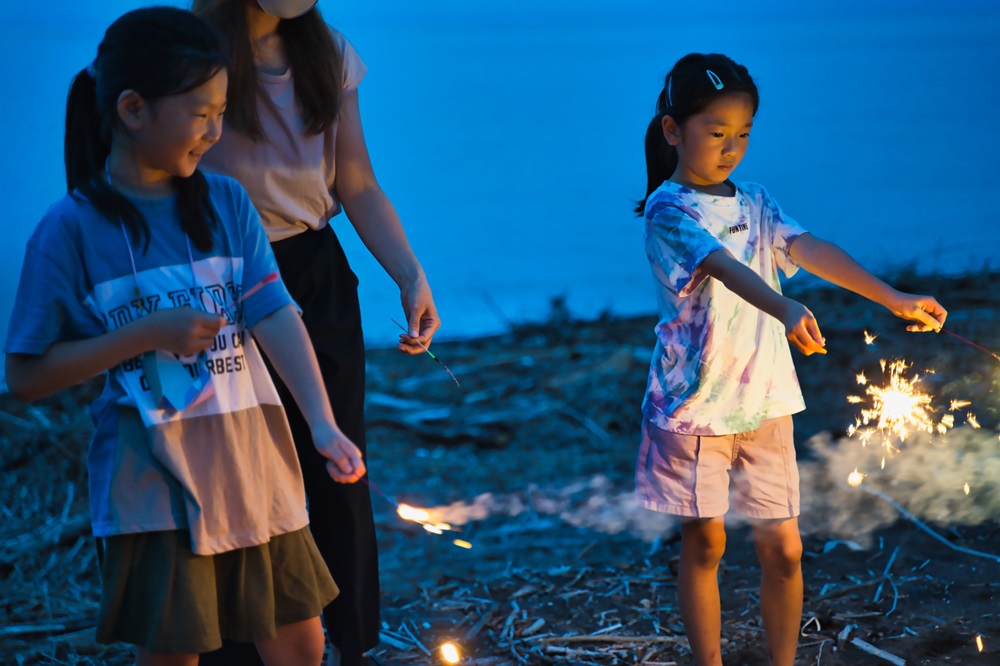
left=633, top=53, right=947, bottom=666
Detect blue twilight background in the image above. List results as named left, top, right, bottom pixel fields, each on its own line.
left=1, top=0, right=999, bottom=360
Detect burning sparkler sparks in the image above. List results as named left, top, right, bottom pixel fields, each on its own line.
left=864, top=330, right=878, bottom=345
left=363, top=481, right=474, bottom=549
left=395, top=503, right=472, bottom=549
left=847, top=468, right=865, bottom=487
left=950, top=399, right=972, bottom=411
left=851, top=359, right=934, bottom=452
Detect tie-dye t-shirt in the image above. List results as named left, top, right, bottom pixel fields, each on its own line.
left=5, top=174, right=309, bottom=555
left=642, top=180, right=808, bottom=435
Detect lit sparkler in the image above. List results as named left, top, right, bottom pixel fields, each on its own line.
left=851, top=359, right=934, bottom=452
left=363, top=481, right=474, bottom=549
left=847, top=468, right=865, bottom=487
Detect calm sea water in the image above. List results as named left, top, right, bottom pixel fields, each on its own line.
left=1, top=0, right=998, bottom=366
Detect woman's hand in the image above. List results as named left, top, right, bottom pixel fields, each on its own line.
left=886, top=291, right=948, bottom=332
left=780, top=298, right=827, bottom=356
left=398, top=277, right=440, bottom=354
left=312, top=423, right=366, bottom=483
left=143, top=307, right=225, bottom=356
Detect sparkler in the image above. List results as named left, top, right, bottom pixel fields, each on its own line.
left=361, top=478, right=473, bottom=549
left=391, top=318, right=461, bottom=387
left=941, top=328, right=1000, bottom=364
left=849, top=359, right=935, bottom=455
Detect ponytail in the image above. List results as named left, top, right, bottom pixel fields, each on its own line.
left=634, top=114, right=677, bottom=216
left=64, top=67, right=151, bottom=251
left=64, top=69, right=106, bottom=192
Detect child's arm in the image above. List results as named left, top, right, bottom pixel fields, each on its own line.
left=252, top=304, right=366, bottom=484
left=5, top=308, right=224, bottom=402
left=700, top=249, right=828, bottom=355
left=788, top=234, right=947, bottom=332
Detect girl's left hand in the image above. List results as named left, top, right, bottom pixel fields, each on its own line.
left=889, top=291, right=948, bottom=332
left=398, top=277, right=441, bottom=354
left=312, top=424, right=366, bottom=483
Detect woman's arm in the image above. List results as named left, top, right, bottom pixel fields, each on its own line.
left=700, top=249, right=828, bottom=355
left=5, top=307, right=223, bottom=402
left=252, top=304, right=366, bottom=483
left=333, top=90, right=440, bottom=354
left=788, top=233, right=947, bottom=332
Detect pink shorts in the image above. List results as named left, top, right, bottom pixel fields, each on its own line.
left=636, top=415, right=799, bottom=520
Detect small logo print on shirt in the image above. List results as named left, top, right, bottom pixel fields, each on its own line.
left=728, top=223, right=749, bottom=234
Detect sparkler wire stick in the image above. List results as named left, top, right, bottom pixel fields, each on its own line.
left=391, top=318, right=461, bottom=387
left=941, top=327, right=1000, bottom=364
left=360, top=476, right=398, bottom=508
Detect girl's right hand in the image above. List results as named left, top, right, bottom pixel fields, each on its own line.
left=143, top=307, right=225, bottom=356
left=312, top=424, right=367, bottom=483
left=781, top=299, right=827, bottom=356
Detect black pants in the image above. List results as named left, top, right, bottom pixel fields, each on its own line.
left=201, top=225, right=379, bottom=666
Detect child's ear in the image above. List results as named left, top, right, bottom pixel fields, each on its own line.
left=661, top=115, right=681, bottom=146
left=116, top=90, right=148, bottom=131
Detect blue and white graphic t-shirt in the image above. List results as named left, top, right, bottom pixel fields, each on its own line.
left=5, top=173, right=308, bottom=555
left=642, top=180, right=808, bottom=435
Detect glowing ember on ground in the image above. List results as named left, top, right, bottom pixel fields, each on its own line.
left=453, top=539, right=473, bottom=549
left=440, top=642, right=461, bottom=663
left=964, top=483, right=971, bottom=495
left=977, top=635, right=984, bottom=652
left=847, top=468, right=865, bottom=487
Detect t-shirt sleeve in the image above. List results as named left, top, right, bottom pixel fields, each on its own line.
left=332, top=29, right=367, bottom=93
left=645, top=200, right=725, bottom=297
left=760, top=186, right=808, bottom=278
left=231, top=183, right=297, bottom=328
left=4, top=212, right=105, bottom=355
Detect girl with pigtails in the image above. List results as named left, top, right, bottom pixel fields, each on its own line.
left=634, top=52, right=947, bottom=665
left=4, top=7, right=365, bottom=664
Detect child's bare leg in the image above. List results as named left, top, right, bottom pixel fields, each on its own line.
left=256, top=616, right=326, bottom=666
left=678, top=517, right=726, bottom=666
left=135, top=650, right=198, bottom=666
left=751, top=517, right=803, bottom=666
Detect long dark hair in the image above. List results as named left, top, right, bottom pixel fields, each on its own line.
left=192, top=0, right=343, bottom=141
left=634, top=53, right=759, bottom=216
left=65, top=6, right=228, bottom=252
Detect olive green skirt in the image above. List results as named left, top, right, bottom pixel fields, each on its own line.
left=95, top=527, right=338, bottom=654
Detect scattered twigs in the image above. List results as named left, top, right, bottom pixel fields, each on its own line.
left=850, top=637, right=907, bottom=665
left=854, top=484, right=1000, bottom=563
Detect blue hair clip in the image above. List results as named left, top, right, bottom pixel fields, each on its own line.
left=706, top=69, right=724, bottom=90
